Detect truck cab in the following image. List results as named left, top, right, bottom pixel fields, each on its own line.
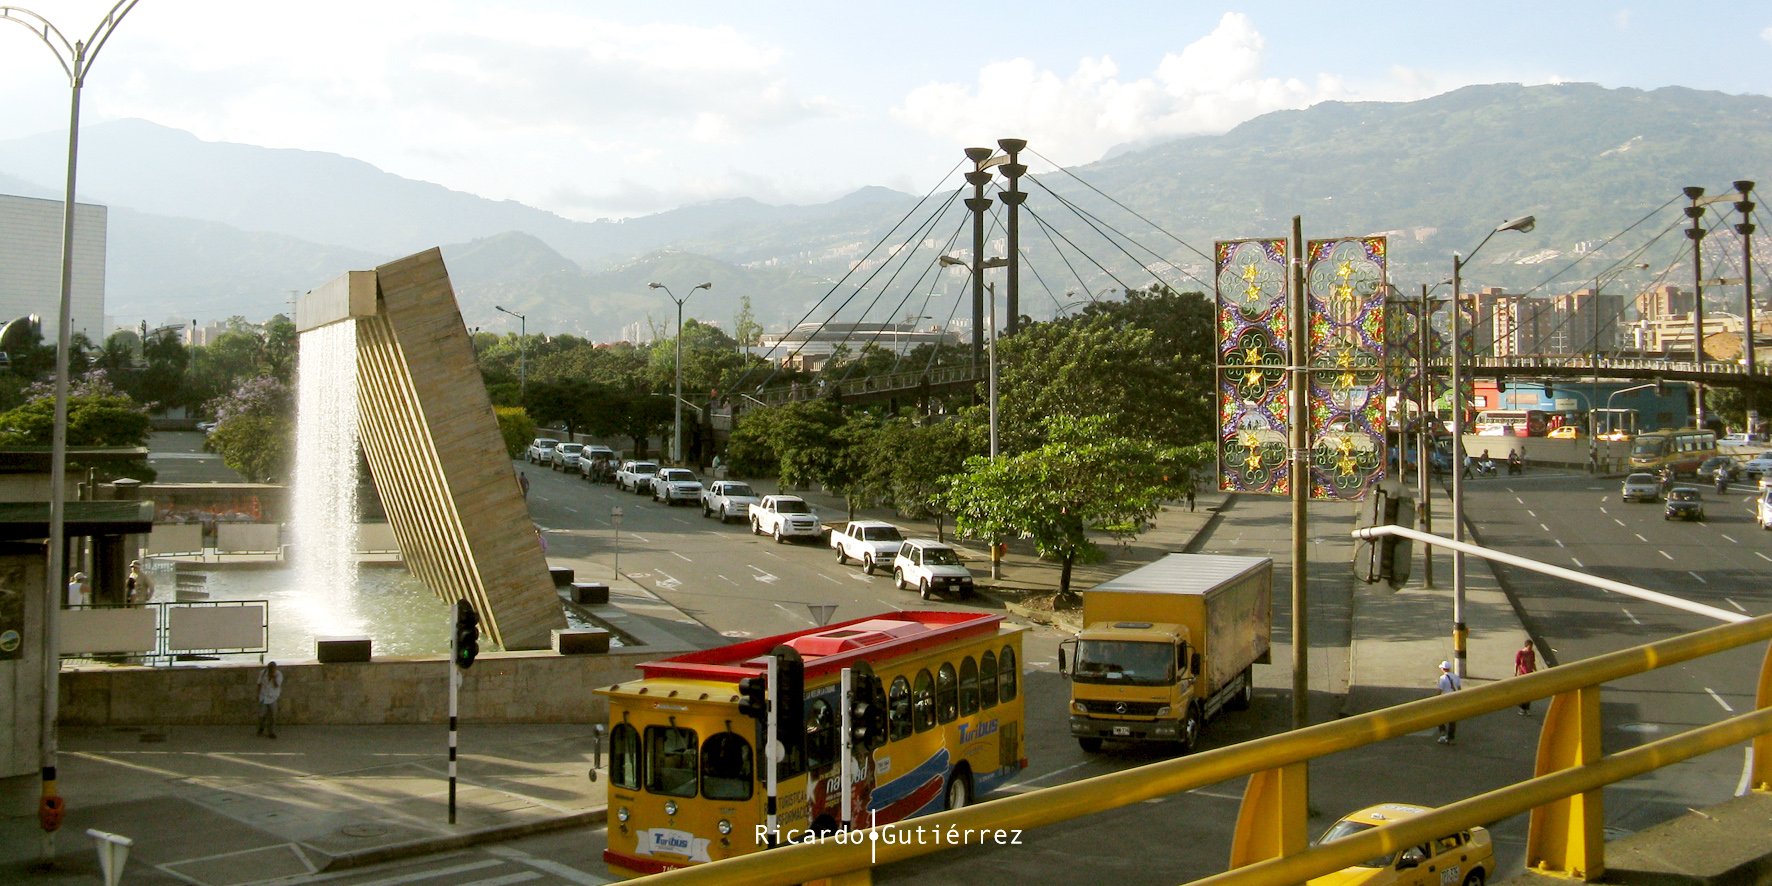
left=1067, top=622, right=1203, bottom=749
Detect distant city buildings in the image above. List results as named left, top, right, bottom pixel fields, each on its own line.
left=0, top=193, right=108, bottom=340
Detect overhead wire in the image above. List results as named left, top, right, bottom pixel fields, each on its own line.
left=1029, top=175, right=1214, bottom=291
left=1028, top=146, right=1215, bottom=265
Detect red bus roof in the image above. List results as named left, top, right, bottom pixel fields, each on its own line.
left=635, top=610, right=1005, bottom=684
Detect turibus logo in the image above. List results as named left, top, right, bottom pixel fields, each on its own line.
left=635, top=827, right=712, bottom=862
left=957, top=718, right=998, bottom=745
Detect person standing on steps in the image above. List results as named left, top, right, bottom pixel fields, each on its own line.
left=1514, top=639, right=1538, bottom=714
left=257, top=661, right=284, bottom=738
left=1436, top=660, right=1462, bottom=744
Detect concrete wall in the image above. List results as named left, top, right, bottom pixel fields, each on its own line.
left=57, top=649, right=656, bottom=726
left=0, top=194, right=106, bottom=340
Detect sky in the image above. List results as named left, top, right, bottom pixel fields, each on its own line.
left=4, top=2, right=1772, bottom=222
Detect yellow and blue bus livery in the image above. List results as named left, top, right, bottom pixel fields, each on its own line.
left=598, top=610, right=1027, bottom=878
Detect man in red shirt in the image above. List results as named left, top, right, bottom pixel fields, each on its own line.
left=1515, top=639, right=1538, bottom=715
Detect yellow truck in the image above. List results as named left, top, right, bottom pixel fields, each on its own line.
left=1059, top=553, right=1272, bottom=753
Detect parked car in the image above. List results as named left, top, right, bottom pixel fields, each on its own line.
left=748, top=495, right=822, bottom=542
left=550, top=442, right=585, bottom=472
left=651, top=468, right=703, bottom=505
left=1620, top=472, right=1661, bottom=502
left=701, top=481, right=761, bottom=523
left=1723, top=432, right=1767, bottom=445
left=525, top=438, right=560, bottom=464
left=615, top=460, right=661, bottom=494
left=830, top=520, right=906, bottom=575
left=1741, top=452, right=1772, bottom=481
left=1308, top=803, right=1495, bottom=886
left=1664, top=486, right=1705, bottom=521
left=892, top=539, right=975, bottom=600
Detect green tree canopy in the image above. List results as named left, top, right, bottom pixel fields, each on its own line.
left=0, top=370, right=152, bottom=449
left=204, top=376, right=294, bottom=483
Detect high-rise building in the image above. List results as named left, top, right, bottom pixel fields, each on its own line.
left=1551, top=288, right=1626, bottom=355
left=1635, top=285, right=1694, bottom=322
left=0, top=194, right=107, bottom=340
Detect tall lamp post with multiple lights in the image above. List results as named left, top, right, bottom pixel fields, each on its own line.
left=494, top=306, right=527, bottom=401
left=1449, top=214, right=1535, bottom=680
left=650, top=282, right=713, bottom=465
left=940, top=254, right=1007, bottom=577
left=2, top=0, right=141, bottom=856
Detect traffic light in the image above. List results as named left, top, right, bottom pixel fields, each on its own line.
left=771, top=645, right=804, bottom=754
left=848, top=661, right=887, bottom=750
left=1353, top=479, right=1416, bottom=591
left=453, top=599, right=480, bottom=669
left=1655, top=378, right=1667, bottom=398
left=737, top=675, right=768, bottom=720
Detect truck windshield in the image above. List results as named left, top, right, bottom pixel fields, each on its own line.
left=775, top=500, right=811, bottom=514
left=1073, top=640, right=1173, bottom=686
left=922, top=547, right=960, bottom=566
left=862, top=526, right=903, bottom=541
left=724, top=484, right=757, bottom=497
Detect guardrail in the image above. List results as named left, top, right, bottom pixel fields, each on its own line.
left=631, top=612, right=1772, bottom=886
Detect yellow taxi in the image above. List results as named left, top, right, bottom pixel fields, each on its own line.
left=1308, top=803, right=1495, bottom=886
left=1548, top=426, right=1581, bottom=439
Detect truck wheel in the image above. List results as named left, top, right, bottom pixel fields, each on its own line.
left=944, top=769, right=972, bottom=810
left=1228, top=667, right=1254, bottom=711
left=1179, top=704, right=1203, bottom=755
left=721, top=506, right=734, bottom=524
left=702, top=504, right=712, bottom=518
left=1077, top=737, right=1102, bottom=753
left=863, top=555, right=875, bottom=575
left=774, top=526, right=785, bottom=544
left=894, top=569, right=906, bottom=590
left=919, top=579, right=931, bottom=600
left=752, top=518, right=762, bottom=536
left=836, top=547, right=848, bottom=565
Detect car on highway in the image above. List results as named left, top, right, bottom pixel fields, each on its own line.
left=1308, top=803, right=1494, bottom=886
left=1664, top=486, right=1705, bottom=521
left=615, top=460, right=660, bottom=494
left=524, top=438, right=560, bottom=464
left=1548, top=425, right=1581, bottom=439
left=1621, top=472, right=1661, bottom=502
left=549, top=442, right=584, bottom=472
left=892, top=538, right=975, bottom=600
left=1759, top=488, right=1772, bottom=530
left=650, top=468, right=703, bottom=505
left=1740, top=452, right=1772, bottom=482
left=1697, top=455, right=1735, bottom=481
left=701, top=480, right=761, bottom=523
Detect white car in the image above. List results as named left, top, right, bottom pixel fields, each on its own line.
left=550, top=442, right=584, bottom=472
left=832, top=520, right=906, bottom=575
left=1741, top=452, right=1772, bottom=481
left=1620, top=472, right=1661, bottom=502
left=892, top=539, right=975, bottom=600
left=651, top=468, right=703, bottom=505
left=525, top=438, right=560, bottom=464
left=615, top=460, right=661, bottom=494
left=702, top=481, right=761, bottom=523
left=1758, top=488, right=1772, bottom=530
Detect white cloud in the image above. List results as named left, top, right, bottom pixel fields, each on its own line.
left=1615, top=9, right=1634, bottom=30
left=893, top=12, right=1443, bottom=166
left=1762, top=25, right=1772, bottom=44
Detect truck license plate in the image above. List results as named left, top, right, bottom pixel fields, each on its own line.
left=1112, top=726, right=1131, bottom=736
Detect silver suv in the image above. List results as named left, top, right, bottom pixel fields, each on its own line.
left=1621, top=472, right=1661, bottom=502
left=892, top=539, right=975, bottom=600
left=550, top=442, right=584, bottom=472
left=525, top=438, right=560, bottom=464
left=651, top=468, right=703, bottom=505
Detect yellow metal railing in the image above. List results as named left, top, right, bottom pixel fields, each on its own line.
left=631, top=613, right=1772, bottom=886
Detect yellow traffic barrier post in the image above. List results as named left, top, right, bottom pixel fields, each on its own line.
left=1228, top=762, right=1309, bottom=869
left=1527, top=686, right=1604, bottom=879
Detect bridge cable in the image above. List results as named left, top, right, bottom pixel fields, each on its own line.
left=1025, top=204, right=1138, bottom=298
left=831, top=212, right=976, bottom=387
left=1520, top=194, right=1683, bottom=297
left=1028, top=146, right=1215, bottom=265
left=1029, top=175, right=1214, bottom=291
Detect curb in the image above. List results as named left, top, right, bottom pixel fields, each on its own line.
left=319, top=808, right=608, bottom=872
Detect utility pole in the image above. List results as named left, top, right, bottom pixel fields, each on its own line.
left=1736, top=182, right=1757, bottom=386
left=964, top=148, right=995, bottom=373
left=1684, top=186, right=1707, bottom=424
left=997, top=139, right=1026, bottom=336
left=1288, top=216, right=1309, bottom=730
left=1417, top=284, right=1434, bottom=589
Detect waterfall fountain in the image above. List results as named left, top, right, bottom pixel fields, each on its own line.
left=289, top=320, right=365, bottom=639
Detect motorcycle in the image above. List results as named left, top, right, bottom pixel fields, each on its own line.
left=1474, top=458, right=1498, bottom=477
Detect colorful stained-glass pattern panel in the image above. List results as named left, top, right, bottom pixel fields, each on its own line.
left=1215, top=239, right=1290, bottom=495
left=1305, top=237, right=1388, bottom=501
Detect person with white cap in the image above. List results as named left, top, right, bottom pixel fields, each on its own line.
left=66, top=572, right=90, bottom=608
left=1436, top=660, right=1462, bottom=744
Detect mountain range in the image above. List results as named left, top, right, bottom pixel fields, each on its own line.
left=1, top=82, right=1769, bottom=342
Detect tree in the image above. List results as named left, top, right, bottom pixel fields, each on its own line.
left=496, top=407, right=537, bottom=458
left=878, top=417, right=982, bottom=541
left=0, top=368, right=152, bottom=446
left=943, top=414, right=1205, bottom=598
left=819, top=411, right=889, bottom=521
left=724, top=400, right=845, bottom=484
left=204, top=376, right=294, bottom=483
left=733, top=296, right=763, bottom=348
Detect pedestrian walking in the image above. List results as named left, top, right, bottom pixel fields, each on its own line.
left=519, top=471, right=530, bottom=499
left=1514, top=640, right=1538, bottom=714
left=66, top=572, right=90, bottom=608
left=256, top=662, right=284, bottom=738
left=1186, top=486, right=1196, bottom=512
left=126, top=560, right=155, bottom=605
left=1436, top=660, right=1461, bottom=744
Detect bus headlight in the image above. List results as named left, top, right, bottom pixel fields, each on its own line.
left=617, top=806, right=630, bottom=822
left=718, top=819, right=732, bottom=835
left=1072, top=701, right=1086, bottom=714
left=664, top=801, right=678, bottom=817
left=1156, top=706, right=1171, bottom=717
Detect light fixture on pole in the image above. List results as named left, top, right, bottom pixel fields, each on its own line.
left=1734, top=182, right=1757, bottom=385
left=1450, top=214, right=1534, bottom=680
left=494, top=306, right=527, bottom=400
left=649, top=282, right=713, bottom=465
left=3, top=0, right=140, bottom=858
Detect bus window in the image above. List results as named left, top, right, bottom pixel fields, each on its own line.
left=888, top=676, right=912, bottom=741
left=644, top=725, right=699, bottom=798
left=805, top=699, right=836, bottom=770
left=937, top=663, right=959, bottom=723
left=999, top=646, right=1018, bottom=701
left=610, top=722, right=641, bottom=791
left=979, top=651, right=999, bottom=708
left=701, top=732, right=753, bottom=801
left=912, top=669, right=935, bottom=732
left=959, top=657, right=980, bottom=716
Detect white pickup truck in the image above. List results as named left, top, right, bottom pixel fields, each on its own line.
left=702, top=480, right=761, bottom=523
left=749, top=495, right=822, bottom=543
left=830, top=520, right=906, bottom=574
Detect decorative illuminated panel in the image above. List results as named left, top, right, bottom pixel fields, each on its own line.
left=1214, top=239, right=1291, bottom=495
left=1304, top=237, right=1388, bottom=501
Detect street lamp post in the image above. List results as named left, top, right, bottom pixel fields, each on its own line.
left=941, top=254, right=1007, bottom=577
left=1591, top=263, right=1649, bottom=451
left=1450, top=214, right=1535, bottom=680
left=494, top=306, right=527, bottom=401
left=2, top=0, right=141, bottom=857
left=649, top=282, right=712, bottom=465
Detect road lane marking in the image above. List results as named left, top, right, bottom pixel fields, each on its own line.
left=672, top=517, right=690, bottom=525
left=750, top=565, right=780, bottom=584
left=1726, top=598, right=1747, bottom=612
left=1635, top=533, right=1647, bottom=542
left=1705, top=687, right=1735, bottom=713
left=329, top=859, right=508, bottom=886
left=484, top=846, right=611, bottom=886
left=877, top=598, right=905, bottom=610
left=1614, top=519, right=1626, bottom=527
left=653, top=570, right=681, bottom=591
left=774, top=603, right=812, bottom=623
left=1541, top=523, right=1551, bottom=532
left=1721, top=534, right=1739, bottom=544
left=1555, top=539, right=1565, bottom=547
left=1571, top=557, right=1585, bottom=568
left=562, top=506, right=578, bottom=513
left=1527, top=510, right=1537, bottom=517
left=819, top=574, right=842, bottom=584
left=1514, top=496, right=1524, bottom=504
left=717, top=574, right=737, bottom=584
left=1601, top=497, right=1609, bottom=504
left=624, top=533, right=648, bottom=543
left=1007, top=760, right=1093, bottom=789
left=848, top=573, right=875, bottom=583
left=672, top=552, right=692, bottom=562
left=1658, top=550, right=1673, bottom=560
left=1758, top=552, right=1772, bottom=563
left=1687, top=571, right=1707, bottom=583
left=1621, top=609, right=1640, bottom=625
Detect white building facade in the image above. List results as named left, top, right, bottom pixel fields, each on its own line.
left=0, top=194, right=107, bottom=340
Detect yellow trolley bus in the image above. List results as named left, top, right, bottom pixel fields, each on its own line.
left=1628, top=427, right=1718, bottom=477
left=598, top=610, right=1027, bottom=878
